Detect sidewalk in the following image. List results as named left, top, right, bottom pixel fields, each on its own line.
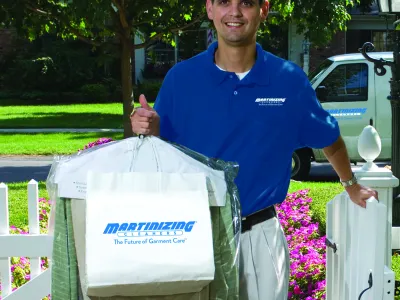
left=0, top=128, right=123, bottom=133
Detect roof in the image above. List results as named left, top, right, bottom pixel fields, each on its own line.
left=329, top=52, right=393, bottom=62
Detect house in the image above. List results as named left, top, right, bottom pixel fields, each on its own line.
left=288, top=1, right=396, bottom=74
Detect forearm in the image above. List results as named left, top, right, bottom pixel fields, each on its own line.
left=322, top=135, right=353, bottom=181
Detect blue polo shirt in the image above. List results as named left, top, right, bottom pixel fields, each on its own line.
left=154, top=42, right=339, bottom=217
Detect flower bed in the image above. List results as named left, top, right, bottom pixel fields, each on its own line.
left=276, top=189, right=326, bottom=299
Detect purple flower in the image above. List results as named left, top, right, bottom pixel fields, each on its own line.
left=81, top=138, right=114, bottom=151
left=276, top=189, right=327, bottom=299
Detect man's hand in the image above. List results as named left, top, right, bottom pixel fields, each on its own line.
left=322, top=136, right=378, bottom=208
left=345, top=183, right=378, bottom=208
left=130, top=94, right=160, bottom=136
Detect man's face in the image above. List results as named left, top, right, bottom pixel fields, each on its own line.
left=206, top=0, right=269, bottom=47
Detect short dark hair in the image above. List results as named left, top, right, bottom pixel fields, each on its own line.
left=211, top=0, right=265, bottom=6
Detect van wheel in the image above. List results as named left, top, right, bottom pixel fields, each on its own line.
left=291, top=149, right=311, bottom=180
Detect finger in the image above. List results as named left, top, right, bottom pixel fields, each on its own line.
left=365, top=189, right=378, bottom=200
left=139, top=94, right=152, bottom=110
left=132, top=121, right=151, bottom=131
left=132, top=115, right=152, bottom=123
left=134, top=127, right=151, bottom=135
left=135, top=107, right=155, bottom=118
left=358, top=199, right=367, bottom=209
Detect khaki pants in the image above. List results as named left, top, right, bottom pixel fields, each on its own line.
left=239, top=217, right=290, bottom=300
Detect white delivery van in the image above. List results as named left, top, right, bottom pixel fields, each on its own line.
left=291, top=52, right=393, bottom=180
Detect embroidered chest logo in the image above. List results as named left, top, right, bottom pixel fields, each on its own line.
left=255, top=98, right=286, bottom=106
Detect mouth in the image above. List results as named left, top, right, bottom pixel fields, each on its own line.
left=225, top=22, right=244, bottom=28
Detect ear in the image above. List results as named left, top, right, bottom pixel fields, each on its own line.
left=206, top=0, right=214, bottom=20
left=261, top=0, right=269, bottom=20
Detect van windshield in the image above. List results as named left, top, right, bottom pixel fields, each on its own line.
left=309, top=59, right=333, bottom=85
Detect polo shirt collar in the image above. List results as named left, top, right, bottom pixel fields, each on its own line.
left=206, top=41, right=270, bottom=86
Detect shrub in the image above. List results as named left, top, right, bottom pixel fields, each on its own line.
left=80, top=83, right=109, bottom=103
left=0, top=37, right=110, bottom=99
left=0, top=90, right=22, bottom=100
left=133, top=81, right=162, bottom=103
left=20, top=91, right=60, bottom=103
left=392, top=253, right=400, bottom=299
left=142, top=62, right=172, bottom=80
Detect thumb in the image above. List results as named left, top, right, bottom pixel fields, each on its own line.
left=139, top=94, right=152, bottom=110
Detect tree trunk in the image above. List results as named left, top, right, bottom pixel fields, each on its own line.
left=121, top=35, right=133, bottom=138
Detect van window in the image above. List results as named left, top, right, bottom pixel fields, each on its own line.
left=318, top=63, right=368, bottom=102
left=309, top=59, right=333, bottom=85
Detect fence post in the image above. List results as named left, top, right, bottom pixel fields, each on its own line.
left=355, top=125, right=399, bottom=267
left=28, top=179, right=41, bottom=279
left=326, top=125, right=398, bottom=300
left=0, top=182, right=12, bottom=296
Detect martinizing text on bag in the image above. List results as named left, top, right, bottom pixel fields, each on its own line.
left=103, top=221, right=197, bottom=245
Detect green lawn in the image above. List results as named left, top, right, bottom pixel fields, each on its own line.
left=0, top=132, right=123, bottom=155
left=6, top=181, right=48, bottom=229
left=0, top=103, right=123, bottom=129
left=0, top=103, right=156, bottom=129
left=0, top=102, right=158, bottom=155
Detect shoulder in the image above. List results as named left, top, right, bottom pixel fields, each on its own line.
left=262, top=50, right=307, bottom=81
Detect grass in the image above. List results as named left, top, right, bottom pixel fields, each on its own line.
left=6, top=181, right=48, bottom=229
left=393, top=254, right=400, bottom=299
left=0, top=102, right=156, bottom=129
left=0, top=103, right=124, bottom=129
left=0, top=132, right=123, bottom=155
left=0, top=102, right=157, bottom=155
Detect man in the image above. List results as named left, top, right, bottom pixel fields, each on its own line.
left=130, top=0, right=378, bottom=299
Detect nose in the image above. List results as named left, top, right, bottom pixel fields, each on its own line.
left=229, top=3, right=243, bottom=17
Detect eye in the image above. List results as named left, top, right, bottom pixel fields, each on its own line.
left=218, top=0, right=229, bottom=5
left=241, top=0, right=255, bottom=6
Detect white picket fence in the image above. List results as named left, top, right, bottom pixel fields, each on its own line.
left=326, top=125, right=399, bottom=300
left=0, top=180, right=52, bottom=300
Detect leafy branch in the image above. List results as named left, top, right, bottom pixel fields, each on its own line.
left=133, top=12, right=206, bottom=50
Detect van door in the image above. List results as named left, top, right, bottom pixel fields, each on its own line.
left=316, top=61, right=376, bottom=161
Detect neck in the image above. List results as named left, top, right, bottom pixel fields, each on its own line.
left=214, top=42, right=257, bottom=73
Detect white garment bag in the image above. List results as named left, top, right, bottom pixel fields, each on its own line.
left=49, top=137, right=229, bottom=298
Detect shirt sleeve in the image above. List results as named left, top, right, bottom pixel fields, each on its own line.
left=296, top=75, right=340, bottom=149
left=154, top=69, right=178, bottom=141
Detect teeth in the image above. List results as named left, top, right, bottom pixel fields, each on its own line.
left=227, top=23, right=242, bottom=27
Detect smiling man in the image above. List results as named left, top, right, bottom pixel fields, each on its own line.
left=130, top=0, right=378, bottom=299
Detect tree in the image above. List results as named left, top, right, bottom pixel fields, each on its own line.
left=0, top=0, right=205, bottom=137
left=264, top=0, right=375, bottom=47
left=0, top=0, right=370, bottom=137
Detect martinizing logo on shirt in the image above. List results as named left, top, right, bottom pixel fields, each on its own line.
left=255, top=98, right=286, bottom=106
left=103, top=221, right=197, bottom=245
